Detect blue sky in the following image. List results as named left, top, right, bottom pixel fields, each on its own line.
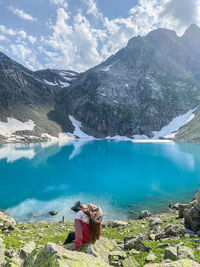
left=0, top=0, right=199, bottom=72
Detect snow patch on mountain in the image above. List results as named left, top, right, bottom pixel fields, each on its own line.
left=0, top=118, right=35, bottom=137
left=43, top=79, right=58, bottom=86
left=152, top=107, right=197, bottom=139
left=100, top=64, right=112, bottom=72
left=68, top=116, right=95, bottom=139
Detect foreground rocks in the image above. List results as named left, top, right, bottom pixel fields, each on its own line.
left=2, top=191, right=200, bottom=266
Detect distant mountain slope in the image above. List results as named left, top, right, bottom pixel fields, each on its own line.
left=55, top=24, right=200, bottom=138
left=1, top=24, right=200, bottom=143
left=0, top=52, right=77, bottom=142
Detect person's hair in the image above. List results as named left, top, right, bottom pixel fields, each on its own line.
left=89, top=218, right=101, bottom=243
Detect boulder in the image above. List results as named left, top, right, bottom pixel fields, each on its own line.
left=20, top=241, right=36, bottom=259
left=139, top=210, right=151, bottom=219
left=83, top=237, right=116, bottom=264
left=25, top=242, right=111, bottom=267
left=0, top=242, right=5, bottom=266
left=163, top=224, right=185, bottom=237
left=0, top=211, right=16, bottom=226
left=144, top=259, right=200, bottom=267
left=184, top=191, right=200, bottom=231
left=178, top=204, right=188, bottom=218
left=121, top=257, right=139, bottom=267
left=164, top=246, right=177, bottom=261
left=124, top=236, right=150, bottom=252
left=149, top=217, right=162, bottom=227
left=177, top=246, right=195, bottom=260
left=5, top=256, right=24, bottom=267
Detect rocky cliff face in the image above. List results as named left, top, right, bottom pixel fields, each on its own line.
left=55, top=24, right=200, bottom=139
left=1, top=24, right=200, bottom=142
left=0, top=52, right=78, bottom=142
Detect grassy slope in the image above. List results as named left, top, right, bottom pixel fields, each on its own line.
left=1, top=213, right=200, bottom=266
left=176, top=108, right=200, bottom=142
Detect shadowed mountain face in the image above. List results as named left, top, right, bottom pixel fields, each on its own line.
left=1, top=24, right=200, bottom=142
left=0, top=52, right=77, bottom=142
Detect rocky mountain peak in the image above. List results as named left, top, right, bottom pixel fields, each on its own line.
left=182, top=23, right=200, bottom=39
left=147, top=28, right=178, bottom=40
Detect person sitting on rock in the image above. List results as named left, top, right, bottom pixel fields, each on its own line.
left=59, top=202, right=103, bottom=250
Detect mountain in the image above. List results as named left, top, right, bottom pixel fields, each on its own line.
left=53, top=24, right=200, bottom=139
left=0, top=52, right=78, bottom=143
left=1, top=24, right=200, bottom=143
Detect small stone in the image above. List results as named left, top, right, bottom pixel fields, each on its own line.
left=146, top=252, right=156, bottom=261
left=129, top=249, right=140, bottom=255
left=149, top=234, right=155, bottom=241
left=49, top=210, right=58, bottom=216
left=109, top=250, right=127, bottom=260
left=107, top=221, right=129, bottom=228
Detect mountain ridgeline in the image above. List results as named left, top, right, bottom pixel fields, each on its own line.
left=1, top=24, right=200, bottom=142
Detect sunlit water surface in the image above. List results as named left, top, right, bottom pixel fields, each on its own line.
left=1, top=140, right=200, bottom=222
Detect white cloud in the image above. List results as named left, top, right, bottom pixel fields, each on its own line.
left=159, top=0, right=200, bottom=34
left=83, top=0, right=103, bottom=19
left=50, top=0, right=67, bottom=8
left=43, top=8, right=102, bottom=71
left=18, top=30, right=27, bottom=39
left=8, top=6, right=37, bottom=22
left=28, top=35, right=37, bottom=44
left=0, top=34, right=8, bottom=41
left=10, top=43, right=43, bottom=70
left=0, top=25, right=16, bottom=35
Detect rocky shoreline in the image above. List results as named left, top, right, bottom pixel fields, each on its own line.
left=1, top=192, right=200, bottom=266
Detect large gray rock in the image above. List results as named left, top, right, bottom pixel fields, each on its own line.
left=0, top=211, right=16, bottom=226
left=163, top=224, right=185, bottom=237
left=184, top=191, right=200, bottom=231
left=25, top=242, right=111, bottom=267
left=178, top=204, right=188, bottom=218
left=164, top=246, right=177, bottom=261
left=0, top=242, right=5, bottom=266
left=121, top=257, right=139, bottom=267
left=20, top=241, right=36, bottom=259
left=149, top=217, right=162, bottom=227
left=177, top=246, right=195, bottom=260
left=139, top=210, right=151, bottom=219
left=144, top=259, right=200, bottom=267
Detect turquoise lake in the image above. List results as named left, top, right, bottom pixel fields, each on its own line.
left=0, top=140, right=200, bottom=222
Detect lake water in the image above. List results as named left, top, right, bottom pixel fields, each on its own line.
left=0, top=140, right=200, bottom=222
